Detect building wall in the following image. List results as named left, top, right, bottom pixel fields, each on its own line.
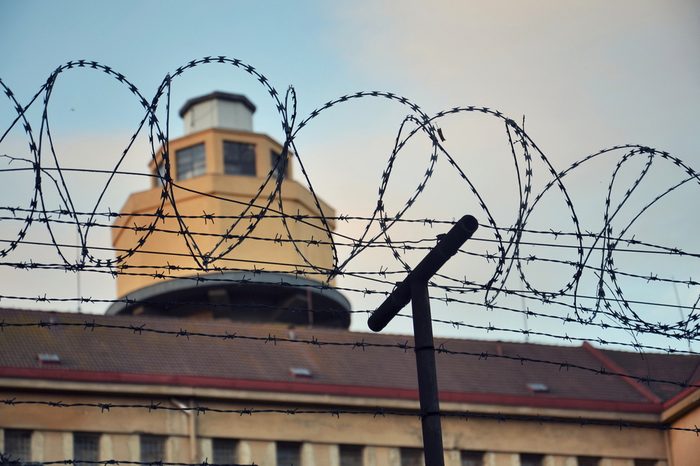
left=668, top=399, right=700, bottom=466
left=0, top=386, right=673, bottom=466
left=113, top=128, right=337, bottom=298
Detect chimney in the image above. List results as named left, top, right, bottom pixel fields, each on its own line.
left=179, top=91, right=256, bottom=134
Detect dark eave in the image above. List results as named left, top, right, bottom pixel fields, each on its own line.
left=179, top=91, right=257, bottom=117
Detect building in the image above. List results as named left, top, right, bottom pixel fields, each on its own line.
left=110, top=91, right=347, bottom=328
left=0, top=308, right=698, bottom=466
left=0, top=93, right=698, bottom=466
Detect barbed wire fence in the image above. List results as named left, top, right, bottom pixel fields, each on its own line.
left=0, top=55, right=699, bottom=463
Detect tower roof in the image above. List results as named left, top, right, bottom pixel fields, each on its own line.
left=179, top=91, right=257, bottom=118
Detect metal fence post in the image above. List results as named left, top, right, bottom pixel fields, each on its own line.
left=411, top=281, right=444, bottom=466
left=368, top=215, right=479, bottom=466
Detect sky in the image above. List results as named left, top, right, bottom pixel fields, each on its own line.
left=0, top=0, right=699, bottom=351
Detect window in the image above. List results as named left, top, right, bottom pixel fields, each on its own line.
left=37, top=353, right=61, bottom=363
left=176, top=143, right=205, bottom=180
left=224, top=141, right=256, bottom=176
left=276, top=442, right=301, bottom=466
left=289, top=367, right=313, bottom=378
left=270, top=149, right=286, bottom=179
left=461, top=451, right=484, bottom=466
left=140, top=435, right=165, bottom=463
left=577, top=457, right=601, bottom=466
left=74, top=433, right=100, bottom=466
left=212, top=438, right=237, bottom=464
left=339, top=445, right=363, bottom=466
left=3, top=429, right=31, bottom=462
left=400, top=448, right=423, bottom=466
left=520, top=454, right=544, bottom=466
left=153, top=161, right=167, bottom=187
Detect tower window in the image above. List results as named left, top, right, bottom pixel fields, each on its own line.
left=153, top=161, right=166, bottom=187
left=224, top=141, right=256, bottom=176
left=176, top=143, right=206, bottom=180
left=270, top=149, right=286, bottom=179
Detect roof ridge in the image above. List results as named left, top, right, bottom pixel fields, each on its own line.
left=582, top=342, right=661, bottom=404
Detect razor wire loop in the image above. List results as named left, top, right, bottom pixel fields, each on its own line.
left=0, top=56, right=699, bottom=377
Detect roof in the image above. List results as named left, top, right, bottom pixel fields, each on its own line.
left=0, top=308, right=698, bottom=413
left=179, top=91, right=257, bottom=117
left=105, top=271, right=352, bottom=317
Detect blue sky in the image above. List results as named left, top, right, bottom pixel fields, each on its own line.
left=1, top=1, right=699, bottom=349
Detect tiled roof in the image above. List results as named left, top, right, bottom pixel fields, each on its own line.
left=0, top=308, right=697, bottom=412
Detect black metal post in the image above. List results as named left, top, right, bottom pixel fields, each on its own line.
left=411, top=281, right=444, bottom=466
left=368, top=215, right=479, bottom=332
left=368, top=215, right=479, bottom=466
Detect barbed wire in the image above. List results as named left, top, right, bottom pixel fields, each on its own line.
left=1, top=210, right=698, bottom=261
left=1, top=399, right=697, bottom=434
left=1, top=289, right=699, bottom=354
left=1, top=57, right=699, bottom=440
left=1, top=251, right=697, bottom=313
left=0, top=457, right=254, bottom=466
left=1, top=238, right=697, bottom=343
left=0, top=57, right=697, bottom=343
left=1, top=269, right=698, bottom=342
left=0, top=203, right=691, bottom=249
left=0, top=318, right=697, bottom=388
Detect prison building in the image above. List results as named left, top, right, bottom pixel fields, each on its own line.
left=1, top=93, right=698, bottom=466
left=0, top=307, right=698, bottom=466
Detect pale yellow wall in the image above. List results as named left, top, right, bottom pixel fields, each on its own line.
left=484, top=452, right=518, bottom=466
left=599, top=460, right=634, bottom=466
left=311, top=443, right=337, bottom=466
left=99, top=433, right=114, bottom=461
left=31, top=430, right=44, bottom=462
left=0, top=388, right=678, bottom=466
left=199, top=437, right=212, bottom=462
left=242, top=440, right=275, bottom=465
left=366, top=446, right=399, bottom=466
left=542, top=456, right=576, bottom=466
left=669, top=403, right=700, bottom=466
left=41, top=431, right=63, bottom=461
left=168, top=436, right=189, bottom=462
left=114, top=128, right=337, bottom=298
left=442, top=416, right=666, bottom=459
left=148, top=129, right=292, bottom=183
